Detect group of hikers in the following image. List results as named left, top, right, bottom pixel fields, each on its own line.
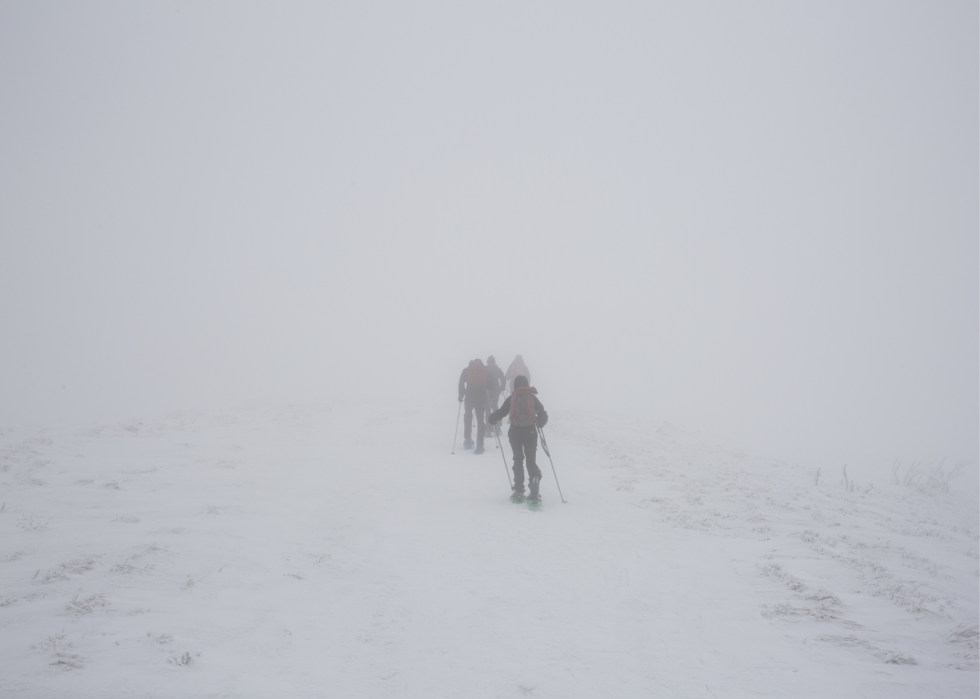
left=458, top=355, right=548, bottom=502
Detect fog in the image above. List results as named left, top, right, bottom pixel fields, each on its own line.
left=1, top=2, right=977, bottom=473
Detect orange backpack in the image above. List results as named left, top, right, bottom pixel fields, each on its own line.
left=509, top=386, right=537, bottom=426
left=467, top=360, right=489, bottom=387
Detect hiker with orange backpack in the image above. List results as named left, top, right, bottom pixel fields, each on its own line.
left=458, top=358, right=491, bottom=454
left=488, top=375, right=549, bottom=503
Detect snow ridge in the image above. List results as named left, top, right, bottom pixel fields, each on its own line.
left=0, top=404, right=976, bottom=698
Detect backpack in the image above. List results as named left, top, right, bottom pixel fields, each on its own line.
left=467, top=360, right=489, bottom=387
left=509, top=386, right=537, bottom=427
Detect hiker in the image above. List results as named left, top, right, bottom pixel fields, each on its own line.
left=488, top=375, right=548, bottom=502
left=505, top=355, right=531, bottom=392
left=458, top=359, right=490, bottom=454
left=485, top=356, right=506, bottom=433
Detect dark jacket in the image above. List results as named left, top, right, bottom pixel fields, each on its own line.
left=489, top=392, right=548, bottom=431
left=459, top=366, right=490, bottom=402
left=487, top=363, right=506, bottom=394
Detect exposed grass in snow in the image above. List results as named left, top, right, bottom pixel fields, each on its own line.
left=893, top=459, right=969, bottom=494
left=0, top=403, right=976, bottom=697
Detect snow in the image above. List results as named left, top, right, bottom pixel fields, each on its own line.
left=0, top=402, right=977, bottom=697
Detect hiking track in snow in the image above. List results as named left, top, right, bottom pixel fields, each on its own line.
left=0, top=403, right=976, bottom=698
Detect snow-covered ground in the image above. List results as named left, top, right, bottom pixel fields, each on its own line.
left=0, top=401, right=976, bottom=698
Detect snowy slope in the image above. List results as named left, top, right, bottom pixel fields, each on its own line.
left=0, top=402, right=976, bottom=698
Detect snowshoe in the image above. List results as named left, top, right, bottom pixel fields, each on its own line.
left=510, top=485, right=525, bottom=503
left=474, top=446, right=485, bottom=455
left=463, top=439, right=475, bottom=450
left=526, top=494, right=542, bottom=510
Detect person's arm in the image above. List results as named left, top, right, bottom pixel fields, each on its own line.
left=533, top=396, right=548, bottom=427
left=489, top=396, right=512, bottom=424
left=494, top=367, right=505, bottom=392
left=458, top=368, right=467, bottom=402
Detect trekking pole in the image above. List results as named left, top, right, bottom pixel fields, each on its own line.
left=485, top=387, right=512, bottom=489
left=451, top=400, right=463, bottom=454
left=485, top=387, right=500, bottom=448
left=493, top=419, right=513, bottom=489
left=537, top=426, right=566, bottom=503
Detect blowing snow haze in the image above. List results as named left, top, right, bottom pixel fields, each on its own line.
left=0, top=3, right=977, bottom=476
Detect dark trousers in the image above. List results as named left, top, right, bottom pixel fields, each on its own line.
left=509, top=426, right=541, bottom=487
left=464, top=393, right=487, bottom=447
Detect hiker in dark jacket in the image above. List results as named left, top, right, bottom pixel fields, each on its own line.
left=485, top=356, right=506, bottom=435
left=488, top=375, right=548, bottom=502
left=458, top=359, right=490, bottom=453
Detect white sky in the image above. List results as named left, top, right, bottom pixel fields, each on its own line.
left=1, top=1, right=977, bottom=472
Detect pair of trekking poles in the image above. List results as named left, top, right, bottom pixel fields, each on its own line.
left=452, top=394, right=566, bottom=503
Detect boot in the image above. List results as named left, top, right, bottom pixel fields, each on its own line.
left=463, top=439, right=475, bottom=450
left=510, top=482, right=525, bottom=503
left=474, top=445, right=485, bottom=454
left=528, top=475, right=541, bottom=502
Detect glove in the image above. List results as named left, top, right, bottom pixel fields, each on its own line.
left=458, top=395, right=464, bottom=403
left=488, top=417, right=497, bottom=426
left=537, top=412, right=548, bottom=428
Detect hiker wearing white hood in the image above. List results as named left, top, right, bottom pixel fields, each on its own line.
left=504, top=355, right=530, bottom=393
